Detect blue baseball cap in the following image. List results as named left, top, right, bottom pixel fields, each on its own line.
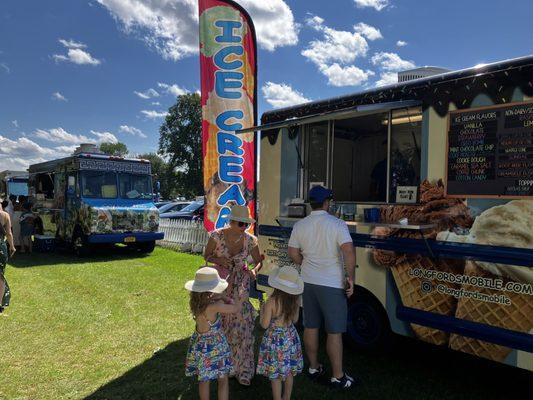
left=308, top=185, right=333, bottom=203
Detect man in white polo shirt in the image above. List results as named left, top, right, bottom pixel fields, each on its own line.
left=288, top=185, right=356, bottom=390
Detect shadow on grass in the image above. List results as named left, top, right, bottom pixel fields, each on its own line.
left=8, top=245, right=154, bottom=269
left=82, top=328, right=531, bottom=400
left=84, top=338, right=196, bottom=400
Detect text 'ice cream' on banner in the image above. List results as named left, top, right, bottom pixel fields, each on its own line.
left=199, top=0, right=257, bottom=231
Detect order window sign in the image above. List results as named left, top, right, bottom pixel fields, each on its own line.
left=396, top=186, right=418, bottom=203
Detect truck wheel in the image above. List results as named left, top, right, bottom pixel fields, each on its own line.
left=345, top=293, right=391, bottom=352
left=136, top=241, right=155, bottom=254
left=72, top=231, right=90, bottom=257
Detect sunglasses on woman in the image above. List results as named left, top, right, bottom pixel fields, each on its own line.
left=237, top=222, right=249, bottom=228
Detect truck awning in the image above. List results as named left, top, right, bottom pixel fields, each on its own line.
left=236, top=99, right=421, bottom=134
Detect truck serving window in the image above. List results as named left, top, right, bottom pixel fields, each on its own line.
left=333, top=112, right=389, bottom=202
left=388, top=108, right=422, bottom=202
left=300, top=106, right=422, bottom=204
left=118, top=174, right=152, bottom=199
left=81, top=171, right=117, bottom=198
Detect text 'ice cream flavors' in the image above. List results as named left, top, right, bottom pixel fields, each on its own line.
left=437, top=200, right=533, bottom=362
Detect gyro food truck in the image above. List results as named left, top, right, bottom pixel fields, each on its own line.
left=0, top=170, right=29, bottom=199
left=248, top=56, right=533, bottom=370
left=29, top=144, right=163, bottom=254
left=1, top=170, right=29, bottom=247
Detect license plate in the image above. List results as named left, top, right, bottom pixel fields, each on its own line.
left=124, top=236, right=136, bottom=243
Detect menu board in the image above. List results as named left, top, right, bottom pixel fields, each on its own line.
left=446, top=101, right=533, bottom=198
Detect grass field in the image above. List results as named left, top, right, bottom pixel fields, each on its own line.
left=0, top=247, right=529, bottom=399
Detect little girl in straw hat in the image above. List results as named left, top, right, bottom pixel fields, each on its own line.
left=257, top=265, right=304, bottom=400
left=185, top=267, right=242, bottom=400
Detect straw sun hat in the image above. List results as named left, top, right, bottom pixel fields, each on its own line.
left=228, top=204, right=256, bottom=224
left=268, top=266, right=304, bottom=295
left=184, top=267, right=228, bottom=293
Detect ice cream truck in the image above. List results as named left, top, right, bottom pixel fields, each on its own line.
left=28, top=144, right=163, bottom=254
left=246, top=55, right=533, bottom=370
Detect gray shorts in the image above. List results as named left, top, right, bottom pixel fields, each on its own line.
left=302, top=282, right=347, bottom=334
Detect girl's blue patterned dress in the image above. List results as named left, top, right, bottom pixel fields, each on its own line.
left=256, top=318, right=303, bottom=380
left=185, top=315, right=234, bottom=381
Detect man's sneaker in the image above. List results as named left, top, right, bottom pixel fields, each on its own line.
left=330, top=373, right=356, bottom=389
left=307, top=364, right=324, bottom=380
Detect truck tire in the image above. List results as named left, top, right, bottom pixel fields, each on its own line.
left=345, top=292, right=391, bottom=352
left=136, top=240, right=155, bottom=254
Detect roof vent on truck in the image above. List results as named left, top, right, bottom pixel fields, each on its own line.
left=73, top=143, right=103, bottom=155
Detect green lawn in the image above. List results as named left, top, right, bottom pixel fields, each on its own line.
left=0, top=247, right=529, bottom=399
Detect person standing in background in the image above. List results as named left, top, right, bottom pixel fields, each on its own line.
left=288, top=186, right=357, bottom=390
left=19, top=202, right=35, bottom=254
left=6, top=195, right=16, bottom=222
left=0, top=202, right=15, bottom=312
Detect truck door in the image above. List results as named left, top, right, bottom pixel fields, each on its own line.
left=64, top=171, right=78, bottom=240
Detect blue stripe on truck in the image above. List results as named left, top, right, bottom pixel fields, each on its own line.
left=87, top=232, right=164, bottom=244
left=257, top=225, right=533, bottom=268
left=397, top=306, right=533, bottom=353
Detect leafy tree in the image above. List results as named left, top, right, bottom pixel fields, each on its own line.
left=158, top=93, right=202, bottom=198
left=99, top=141, right=128, bottom=157
left=137, top=153, right=179, bottom=199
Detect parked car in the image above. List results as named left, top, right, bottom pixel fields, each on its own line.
left=158, top=201, right=192, bottom=214
left=159, top=200, right=204, bottom=220
left=155, top=201, right=172, bottom=209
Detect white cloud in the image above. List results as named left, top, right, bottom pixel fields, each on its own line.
left=396, top=40, right=407, bottom=47
left=151, top=101, right=161, bottom=106
left=157, top=82, right=187, bottom=97
left=12, top=120, right=18, bottom=128
left=262, top=82, right=310, bottom=109
left=302, top=18, right=372, bottom=87
left=141, top=110, right=168, bottom=119
left=33, top=127, right=118, bottom=145
left=305, top=14, right=325, bottom=31
left=52, top=91, right=68, bottom=101
left=320, top=63, right=374, bottom=87
left=354, top=0, right=389, bottom=11
left=302, top=26, right=368, bottom=67
left=0, top=134, right=73, bottom=170
left=353, top=22, right=383, bottom=41
left=119, top=125, right=148, bottom=138
left=58, top=39, right=87, bottom=49
left=0, top=135, right=54, bottom=158
left=371, top=51, right=415, bottom=71
left=375, top=71, right=398, bottom=87
left=0, top=62, right=10, bottom=74
left=53, top=39, right=101, bottom=65
left=96, top=0, right=298, bottom=61
left=0, top=128, right=119, bottom=170
left=90, top=130, right=118, bottom=143
left=134, top=88, right=159, bottom=99
left=34, top=127, right=91, bottom=144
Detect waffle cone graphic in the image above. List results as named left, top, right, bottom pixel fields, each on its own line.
left=449, top=261, right=533, bottom=362
left=372, top=179, right=473, bottom=346
left=391, top=256, right=463, bottom=345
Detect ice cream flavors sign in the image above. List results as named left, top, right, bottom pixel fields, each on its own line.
left=199, top=0, right=257, bottom=231
left=446, top=100, right=533, bottom=198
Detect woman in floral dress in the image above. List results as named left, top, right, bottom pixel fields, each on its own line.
left=204, top=205, right=263, bottom=386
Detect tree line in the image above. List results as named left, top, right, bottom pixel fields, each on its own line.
left=99, top=93, right=202, bottom=200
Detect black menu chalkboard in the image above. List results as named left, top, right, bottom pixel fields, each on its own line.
left=446, top=101, right=533, bottom=198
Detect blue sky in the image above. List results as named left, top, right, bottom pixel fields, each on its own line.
left=1, top=0, right=532, bottom=170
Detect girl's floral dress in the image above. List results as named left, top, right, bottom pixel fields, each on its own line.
left=257, top=317, right=303, bottom=380
left=185, top=315, right=234, bottom=381
left=210, top=229, right=258, bottom=382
